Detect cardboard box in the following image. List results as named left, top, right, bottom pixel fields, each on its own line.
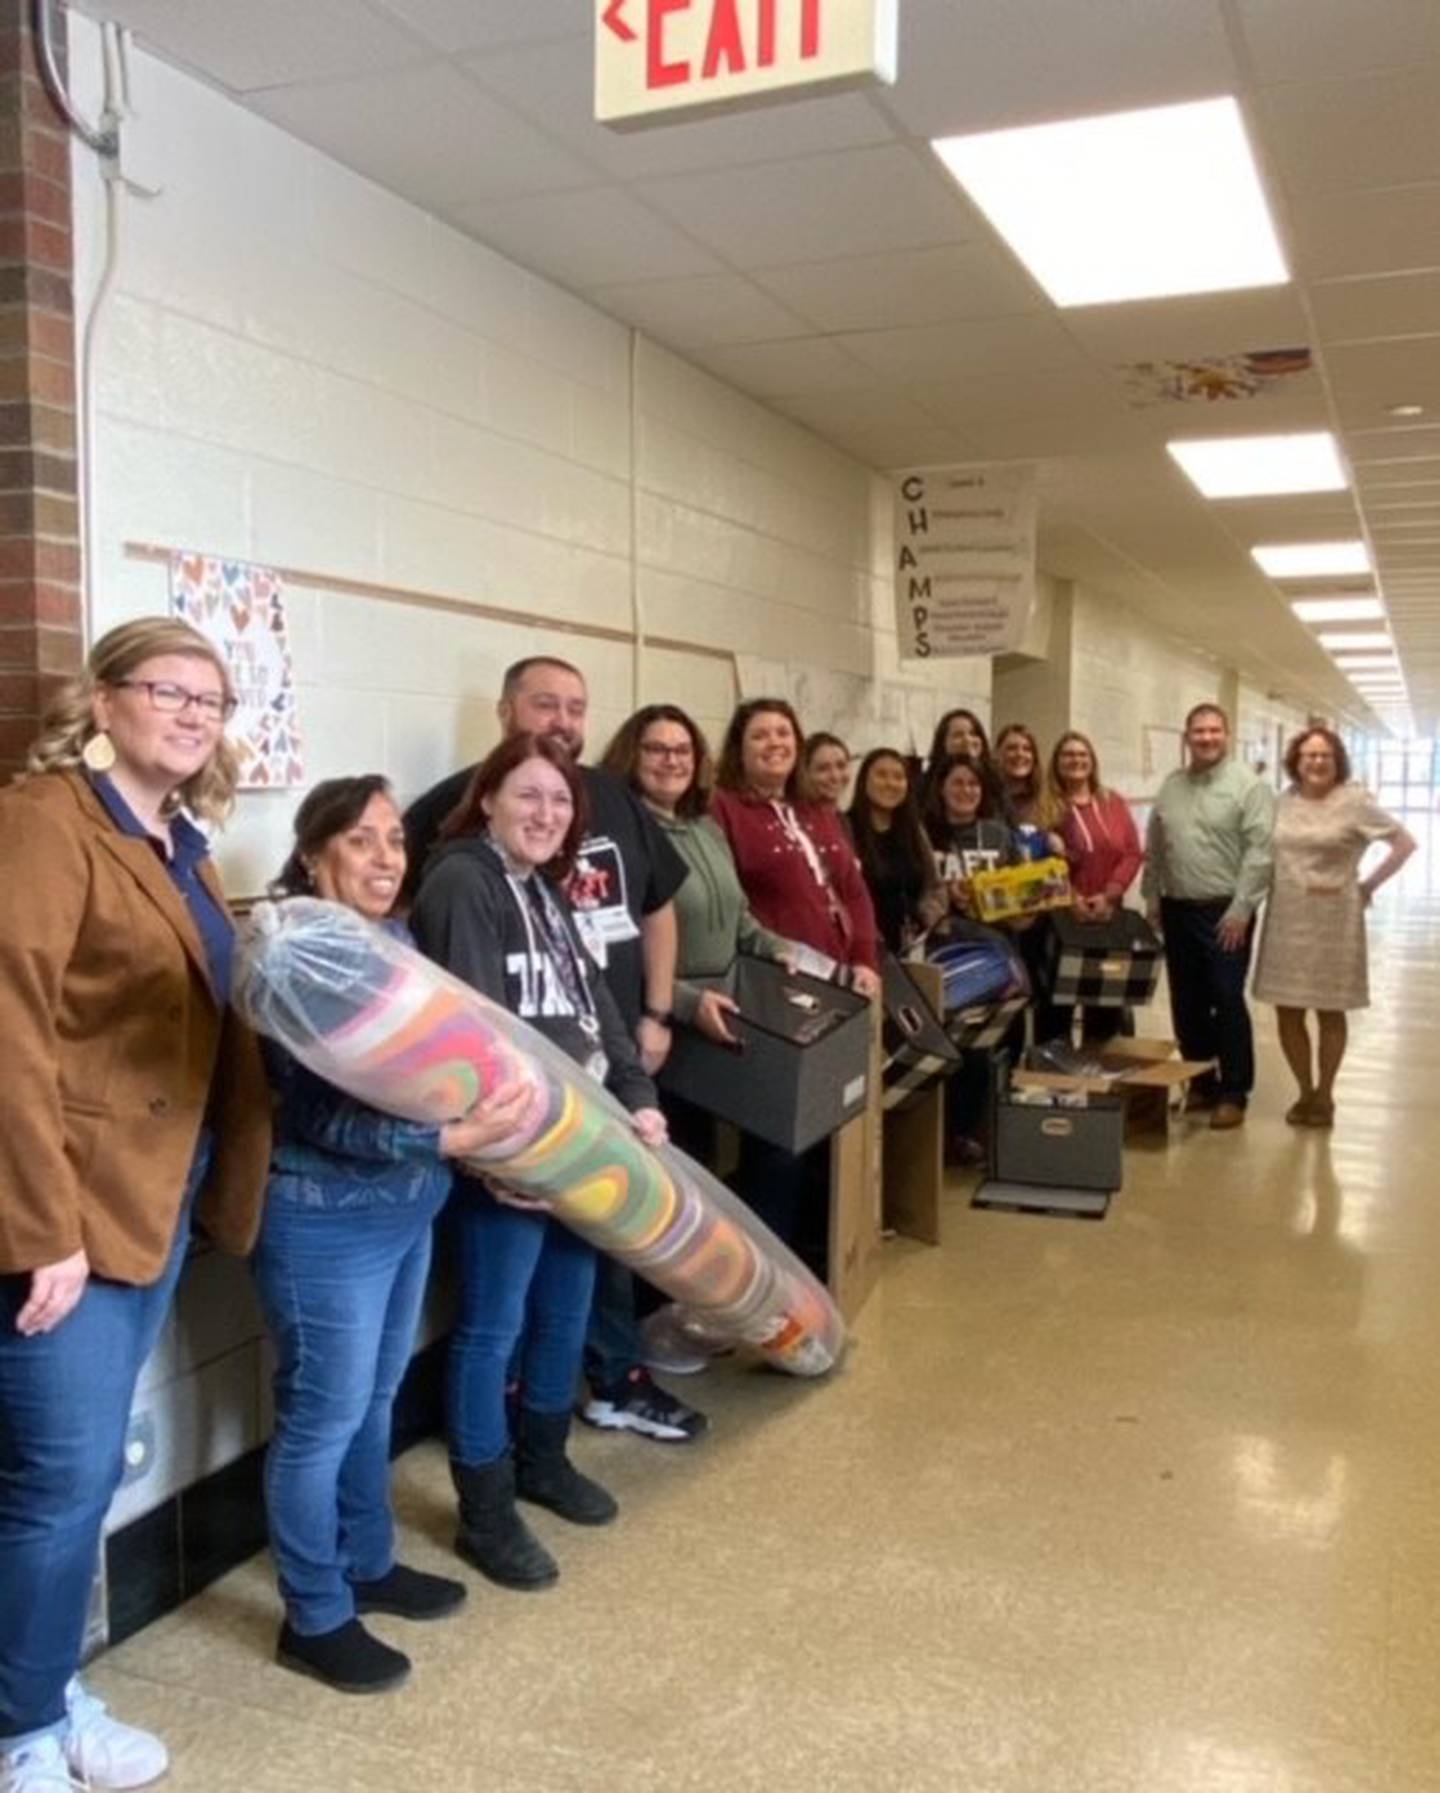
left=993, top=1093, right=1124, bottom=1192
left=829, top=1004, right=884, bottom=1322
left=659, top=958, right=871, bottom=1156
left=1011, top=1037, right=1214, bottom=1141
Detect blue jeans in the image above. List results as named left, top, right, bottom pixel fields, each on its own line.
left=251, top=1189, right=441, bottom=1636
left=582, top=1254, right=644, bottom=1393
left=447, top=1184, right=597, bottom=1467
left=0, top=1185, right=197, bottom=1746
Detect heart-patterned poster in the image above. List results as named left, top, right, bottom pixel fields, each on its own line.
left=169, top=553, right=304, bottom=789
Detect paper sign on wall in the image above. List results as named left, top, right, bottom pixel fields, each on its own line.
left=170, top=553, right=304, bottom=789
left=596, top=0, right=898, bottom=129
left=893, top=463, right=1038, bottom=661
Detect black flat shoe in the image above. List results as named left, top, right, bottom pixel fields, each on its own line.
left=353, top=1563, right=467, bottom=1621
left=276, top=1619, right=410, bottom=1694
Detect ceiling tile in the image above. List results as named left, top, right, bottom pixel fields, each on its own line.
left=636, top=146, right=976, bottom=267
left=881, top=0, right=1236, bottom=138
left=1259, top=63, right=1440, bottom=198
left=1328, top=339, right=1440, bottom=432
left=80, top=0, right=429, bottom=91
left=372, top=0, right=586, bottom=54
left=250, top=64, right=595, bottom=207
left=832, top=314, right=1090, bottom=382
left=1311, top=272, right=1440, bottom=343
left=686, top=337, right=879, bottom=399
left=1059, top=287, right=1312, bottom=363
left=911, top=363, right=1128, bottom=428
left=587, top=275, right=814, bottom=348
left=1289, top=183, right=1440, bottom=282
left=463, top=36, right=896, bottom=179
left=449, top=188, right=722, bottom=288
left=751, top=243, right=1045, bottom=333
left=1233, top=0, right=1440, bottom=82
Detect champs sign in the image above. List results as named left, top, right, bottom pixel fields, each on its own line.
left=893, top=463, right=1038, bottom=661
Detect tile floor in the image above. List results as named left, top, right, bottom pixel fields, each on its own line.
left=90, top=868, right=1440, bottom=1791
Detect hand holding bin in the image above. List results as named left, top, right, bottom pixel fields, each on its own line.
left=233, top=899, right=845, bottom=1376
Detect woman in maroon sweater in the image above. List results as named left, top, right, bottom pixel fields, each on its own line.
left=709, top=699, right=880, bottom=995
left=1048, top=731, right=1145, bottom=1044
left=1049, top=732, right=1143, bottom=915
left=706, top=698, right=878, bottom=1277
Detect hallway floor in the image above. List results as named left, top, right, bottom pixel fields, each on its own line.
left=92, top=870, right=1440, bottom=1792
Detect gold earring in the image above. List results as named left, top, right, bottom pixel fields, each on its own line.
left=81, top=731, right=117, bottom=773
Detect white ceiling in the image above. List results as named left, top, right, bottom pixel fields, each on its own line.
left=77, top=0, right=1440, bottom=731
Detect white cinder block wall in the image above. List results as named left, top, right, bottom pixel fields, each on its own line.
left=66, top=20, right=989, bottom=1534
left=70, top=21, right=988, bottom=906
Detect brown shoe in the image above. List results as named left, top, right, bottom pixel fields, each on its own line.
left=1210, top=1102, right=1245, bottom=1130
left=1285, top=1095, right=1316, bottom=1125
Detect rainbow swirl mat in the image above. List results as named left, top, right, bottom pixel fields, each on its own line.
left=234, top=899, right=845, bottom=1377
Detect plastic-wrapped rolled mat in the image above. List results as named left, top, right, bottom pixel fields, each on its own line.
left=234, top=898, right=845, bottom=1376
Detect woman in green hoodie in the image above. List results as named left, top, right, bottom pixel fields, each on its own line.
left=601, top=704, right=792, bottom=1048
left=601, top=704, right=794, bottom=1371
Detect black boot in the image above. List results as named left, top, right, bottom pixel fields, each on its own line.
left=275, top=1618, right=410, bottom=1694
left=515, top=1408, right=619, bottom=1526
left=450, top=1454, right=559, bottom=1590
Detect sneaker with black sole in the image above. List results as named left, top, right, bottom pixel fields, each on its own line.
left=580, top=1367, right=708, bottom=1443
left=275, top=1618, right=411, bottom=1694
left=352, top=1563, right=467, bottom=1621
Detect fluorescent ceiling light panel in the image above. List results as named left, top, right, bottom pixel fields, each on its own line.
left=1333, top=656, right=1399, bottom=670
left=930, top=96, right=1288, bottom=307
left=1291, top=597, right=1386, bottom=624
left=1253, top=542, right=1371, bottom=578
left=1168, top=433, right=1346, bottom=499
left=1318, top=631, right=1392, bottom=650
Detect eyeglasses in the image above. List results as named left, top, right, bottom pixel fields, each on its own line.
left=639, top=742, right=694, bottom=762
left=113, top=679, right=237, bottom=721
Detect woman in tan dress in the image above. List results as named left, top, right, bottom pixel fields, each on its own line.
left=1254, top=727, right=1415, bottom=1127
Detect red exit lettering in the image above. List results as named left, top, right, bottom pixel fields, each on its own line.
left=645, top=0, right=826, bottom=92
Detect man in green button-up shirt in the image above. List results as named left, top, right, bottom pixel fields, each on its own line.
left=1141, top=704, right=1275, bottom=1129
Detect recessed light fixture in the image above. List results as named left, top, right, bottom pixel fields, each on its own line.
left=1253, top=542, right=1371, bottom=578
left=1168, top=432, right=1346, bottom=499
left=930, top=96, right=1288, bottom=307
left=1291, top=597, right=1386, bottom=624
left=1318, top=630, right=1392, bottom=650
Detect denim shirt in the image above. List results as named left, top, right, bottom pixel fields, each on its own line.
left=263, top=918, right=452, bottom=1214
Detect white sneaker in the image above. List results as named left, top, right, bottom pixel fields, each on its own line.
left=1, top=1732, right=85, bottom=1792
left=62, top=1682, right=167, bottom=1790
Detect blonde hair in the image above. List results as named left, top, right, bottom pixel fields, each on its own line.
left=1047, top=729, right=1109, bottom=808
left=20, top=617, right=241, bottom=823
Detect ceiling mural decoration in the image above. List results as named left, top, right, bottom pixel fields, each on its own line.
left=1118, top=349, right=1315, bottom=409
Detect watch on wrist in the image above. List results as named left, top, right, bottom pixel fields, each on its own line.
left=641, top=1005, right=674, bottom=1028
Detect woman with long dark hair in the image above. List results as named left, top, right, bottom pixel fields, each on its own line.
left=847, top=748, right=943, bottom=953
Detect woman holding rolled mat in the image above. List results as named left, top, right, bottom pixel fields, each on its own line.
left=410, top=735, right=668, bottom=1591
left=0, top=618, right=269, bottom=1792
left=253, top=776, right=533, bottom=1695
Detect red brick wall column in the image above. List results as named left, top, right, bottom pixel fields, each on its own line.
left=0, top=0, right=81, bottom=777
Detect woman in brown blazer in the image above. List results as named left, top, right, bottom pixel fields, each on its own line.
left=0, top=618, right=270, bottom=1792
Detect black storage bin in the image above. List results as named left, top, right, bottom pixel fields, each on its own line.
left=1048, top=908, right=1161, bottom=1009
left=993, top=1094, right=1124, bottom=1192
left=881, top=954, right=961, bottom=1112
left=660, top=957, right=870, bottom=1155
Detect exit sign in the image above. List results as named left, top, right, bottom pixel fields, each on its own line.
left=596, top=0, right=898, bottom=129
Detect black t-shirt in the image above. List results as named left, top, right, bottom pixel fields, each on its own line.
left=404, top=762, right=686, bottom=1029
left=930, top=817, right=1018, bottom=884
